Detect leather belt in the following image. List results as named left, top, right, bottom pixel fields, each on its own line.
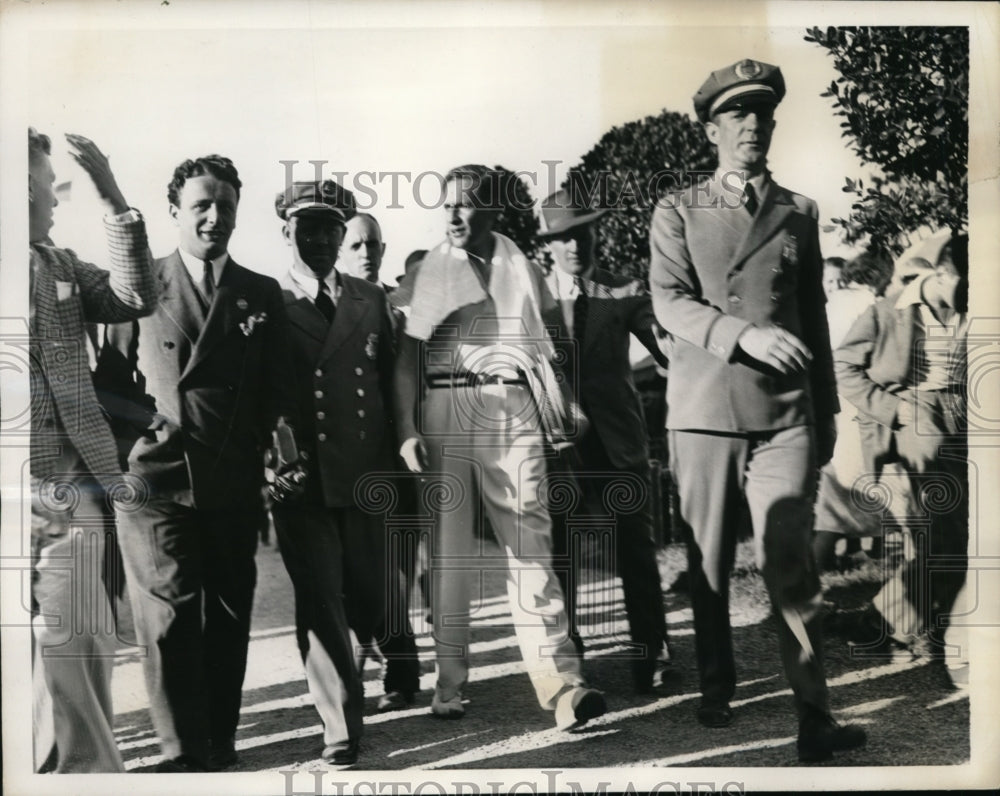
left=426, top=372, right=528, bottom=389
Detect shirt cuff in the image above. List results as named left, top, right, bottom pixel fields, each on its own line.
left=106, top=208, right=142, bottom=224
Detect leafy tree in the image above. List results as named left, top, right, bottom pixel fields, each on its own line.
left=805, top=26, right=968, bottom=257
left=555, top=110, right=717, bottom=281
left=491, top=164, right=543, bottom=265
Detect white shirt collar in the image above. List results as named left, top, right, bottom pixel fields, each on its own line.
left=288, top=265, right=341, bottom=304
left=552, top=265, right=594, bottom=298
left=716, top=167, right=769, bottom=195
left=178, top=247, right=229, bottom=289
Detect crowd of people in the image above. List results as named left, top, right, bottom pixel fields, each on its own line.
left=26, top=56, right=969, bottom=774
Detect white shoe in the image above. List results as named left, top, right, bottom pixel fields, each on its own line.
left=554, top=687, right=606, bottom=732
left=431, top=691, right=465, bottom=719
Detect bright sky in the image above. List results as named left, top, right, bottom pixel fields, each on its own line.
left=16, top=2, right=883, bottom=284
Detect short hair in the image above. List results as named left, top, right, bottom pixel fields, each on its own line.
left=823, top=256, right=847, bottom=271
left=404, top=248, right=427, bottom=274
left=350, top=212, right=382, bottom=237
left=167, top=155, right=242, bottom=207
left=844, top=252, right=893, bottom=295
left=443, top=164, right=501, bottom=209
left=28, top=127, right=52, bottom=164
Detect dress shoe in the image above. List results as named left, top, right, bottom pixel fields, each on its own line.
left=377, top=690, right=416, bottom=712
left=696, top=699, right=733, bottom=728
left=154, top=755, right=208, bottom=773
left=633, top=646, right=674, bottom=694
left=554, top=686, right=606, bottom=731
left=797, top=711, right=867, bottom=762
left=321, top=739, right=359, bottom=766
left=208, top=739, right=238, bottom=771
left=431, top=691, right=465, bottom=719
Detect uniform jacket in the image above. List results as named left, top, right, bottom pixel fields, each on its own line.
left=545, top=267, right=668, bottom=468
left=30, top=215, right=156, bottom=489
left=108, top=251, right=298, bottom=509
left=834, top=284, right=968, bottom=475
left=649, top=174, right=836, bottom=432
left=279, top=270, right=397, bottom=508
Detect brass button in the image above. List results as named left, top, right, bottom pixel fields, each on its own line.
left=356, top=388, right=365, bottom=397
left=359, top=430, right=367, bottom=440
left=317, top=432, right=327, bottom=442
left=357, top=409, right=365, bottom=418
left=355, top=367, right=363, bottom=376
left=314, top=390, right=324, bottom=399
left=314, top=369, right=323, bottom=378
left=316, top=411, right=326, bottom=420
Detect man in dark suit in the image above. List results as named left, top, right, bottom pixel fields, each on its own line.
left=109, top=155, right=301, bottom=772
left=29, top=129, right=156, bottom=773
left=539, top=189, right=672, bottom=694
left=648, top=59, right=866, bottom=762
left=269, top=182, right=419, bottom=765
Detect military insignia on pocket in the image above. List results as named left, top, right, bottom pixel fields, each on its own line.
left=365, top=333, right=378, bottom=360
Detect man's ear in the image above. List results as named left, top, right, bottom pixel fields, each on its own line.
left=168, top=203, right=180, bottom=226
left=27, top=174, right=36, bottom=203
left=282, top=222, right=293, bottom=245
left=704, top=121, right=720, bottom=146
left=380, top=242, right=386, bottom=257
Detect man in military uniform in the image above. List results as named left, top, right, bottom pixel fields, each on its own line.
left=648, top=59, right=866, bottom=762
left=271, top=182, right=419, bottom=765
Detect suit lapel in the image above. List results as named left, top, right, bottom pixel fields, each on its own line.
left=29, top=246, right=59, bottom=338
left=581, top=270, right=613, bottom=355
left=895, top=303, right=918, bottom=375
left=726, top=180, right=795, bottom=274
left=280, top=272, right=329, bottom=344
left=317, top=277, right=372, bottom=366
left=181, top=258, right=248, bottom=381
left=156, top=251, right=204, bottom=346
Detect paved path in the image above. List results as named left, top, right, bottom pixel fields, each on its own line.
left=111, top=539, right=969, bottom=774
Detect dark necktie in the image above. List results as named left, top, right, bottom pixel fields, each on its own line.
left=744, top=183, right=759, bottom=216
left=315, top=280, right=335, bottom=324
left=202, top=259, right=215, bottom=303
left=573, top=277, right=589, bottom=344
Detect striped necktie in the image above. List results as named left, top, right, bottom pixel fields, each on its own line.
left=573, top=277, right=589, bottom=344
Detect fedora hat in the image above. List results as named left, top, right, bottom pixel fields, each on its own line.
left=538, top=188, right=606, bottom=238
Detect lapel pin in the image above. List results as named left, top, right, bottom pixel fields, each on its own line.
left=236, top=298, right=249, bottom=311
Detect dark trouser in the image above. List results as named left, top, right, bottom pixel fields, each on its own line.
left=374, top=521, right=422, bottom=694
left=893, top=391, right=969, bottom=643
left=116, top=500, right=259, bottom=765
left=551, top=430, right=669, bottom=665
left=670, top=426, right=829, bottom=719
left=271, top=503, right=365, bottom=745
left=336, top=505, right=420, bottom=695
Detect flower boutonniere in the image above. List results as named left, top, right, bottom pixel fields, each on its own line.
left=240, top=311, right=269, bottom=337
left=365, top=332, right=379, bottom=360
left=781, top=234, right=799, bottom=267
